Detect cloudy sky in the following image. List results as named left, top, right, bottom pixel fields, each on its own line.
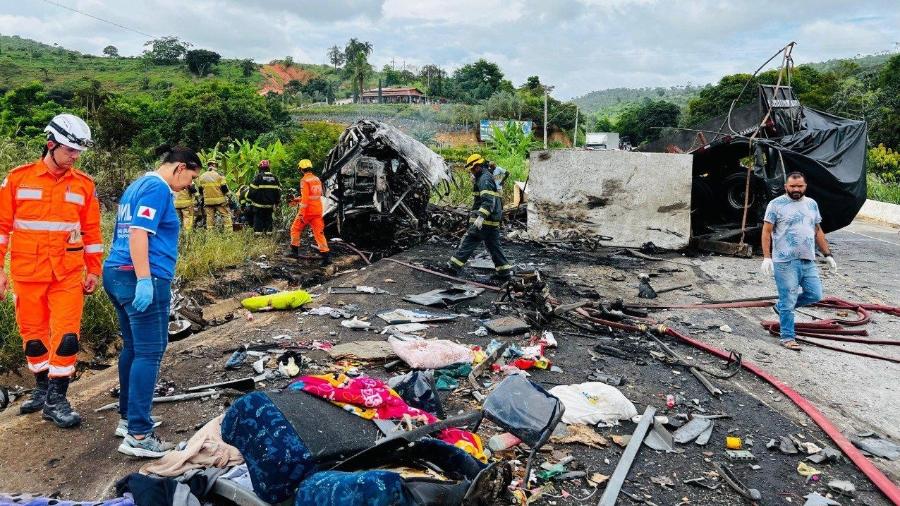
left=2, top=0, right=898, bottom=98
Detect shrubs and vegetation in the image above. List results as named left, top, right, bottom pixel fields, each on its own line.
left=0, top=32, right=897, bottom=373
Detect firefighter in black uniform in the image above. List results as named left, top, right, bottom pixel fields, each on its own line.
left=247, top=159, right=282, bottom=234
left=447, top=154, right=512, bottom=281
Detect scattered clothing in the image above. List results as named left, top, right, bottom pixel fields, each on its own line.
left=220, top=464, right=253, bottom=491
left=0, top=495, right=135, bottom=506
left=141, top=414, right=243, bottom=477
left=293, top=374, right=486, bottom=462
left=221, top=391, right=316, bottom=504
left=295, top=470, right=413, bottom=506
left=115, top=473, right=199, bottom=506
left=389, top=338, right=475, bottom=369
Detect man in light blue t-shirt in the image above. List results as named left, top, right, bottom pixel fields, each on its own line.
left=760, top=171, right=837, bottom=350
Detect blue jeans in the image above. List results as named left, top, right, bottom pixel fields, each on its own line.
left=773, top=259, right=823, bottom=342
left=102, top=265, right=172, bottom=436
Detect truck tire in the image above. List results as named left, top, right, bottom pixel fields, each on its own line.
left=720, top=172, right=765, bottom=220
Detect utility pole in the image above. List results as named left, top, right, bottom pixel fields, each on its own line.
left=543, top=87, right=549, bottom=150
left=573, top=105, right=579, bottom=148
left=542, top=84, right=554, bottom=150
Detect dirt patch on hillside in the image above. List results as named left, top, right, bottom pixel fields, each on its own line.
left=259, top=63, right=316, bottom=95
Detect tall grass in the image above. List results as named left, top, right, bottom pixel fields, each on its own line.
left=0, top=223, right=278, bottom=375
left=867, top=174, right=900, bottom=205
left=176, top=228, right=277, bottom=281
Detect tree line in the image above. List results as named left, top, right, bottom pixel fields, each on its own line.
left=591, top=55, right=900, bottom=151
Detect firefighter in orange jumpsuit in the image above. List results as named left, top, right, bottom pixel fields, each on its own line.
left=0, top=113, right=103, bottom=428
left=288, top=159, right=330, bottom=265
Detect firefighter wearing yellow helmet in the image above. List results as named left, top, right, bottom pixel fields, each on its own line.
left=447, top=154, right=511, bottom=281
left=288, top=159, right=330, bottom=265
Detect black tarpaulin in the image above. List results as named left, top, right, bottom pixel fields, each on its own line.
left=645, top=86, right=868, bottom=233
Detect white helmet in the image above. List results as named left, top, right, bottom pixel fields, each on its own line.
left=44, top=113, right=93, bottom=151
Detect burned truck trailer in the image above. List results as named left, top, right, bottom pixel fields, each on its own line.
left=526, top=85, right=867, bottom=250
left=645, top=85, right=868, bottom=239
left=319, top=120, right=451, bottom=246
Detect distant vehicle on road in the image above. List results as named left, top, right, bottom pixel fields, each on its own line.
left=584, top=132, right=619, bottom=150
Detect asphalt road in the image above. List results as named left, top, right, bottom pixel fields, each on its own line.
left=679, top=218, right=900, bottom=482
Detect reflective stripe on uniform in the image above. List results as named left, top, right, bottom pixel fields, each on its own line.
left=16, top=188, right=42, bottom=200
left=0, top=234, right=7, bottom=244
left=480, top=190, right=501, bottom=197
left=27, top=360, right=49, bottom=373
left=496, top=264, right=512, bottom=271
left=249, top=184, right=281, bottom=190
left=450, top=257, right=465, bottom=267
left=479, top=208, right=490, bottom=216
left=469, top=218, right=500, bottom=227
left=13, top=219, right=79, bottom=232
left=251, top=203, right=275, bottom=208
left=49, top=364, right=75, bottom=377
left=64, top=192, right=85, bottom=205
left=85, top=243, right=104, bottom=254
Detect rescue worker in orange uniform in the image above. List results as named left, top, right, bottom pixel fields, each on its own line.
left=0, top=113, right=103, bottom=428
left=288, top=159, right=330, bottom=265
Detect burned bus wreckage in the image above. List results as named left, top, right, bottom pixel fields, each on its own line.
left=318, top=120, right=452, bottom=247
left=644, top=84, right=868, bottom=241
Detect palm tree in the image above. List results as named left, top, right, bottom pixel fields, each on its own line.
left=348, top=52, right=371, bottom=102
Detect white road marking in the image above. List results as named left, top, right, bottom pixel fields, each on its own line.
left=842, top=228, right=900, bottom=247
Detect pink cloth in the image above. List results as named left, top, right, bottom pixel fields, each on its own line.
left=389, top=338, right=474, bottom=369
left=299, top=374, right=435, bottom=421
left=296, top=374, right=487, bottom=462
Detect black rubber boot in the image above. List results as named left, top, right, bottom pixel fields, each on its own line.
left=19, top=370, right=49, bottom=414
left=42, top=377, right=81, bottom=428
left=286, top=245, right=300, bottom=259
left=320, top=251, right=331, bottom=266
left=490, top=271, right=512, bottom=283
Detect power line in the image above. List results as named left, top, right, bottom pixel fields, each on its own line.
left=36, top=0, right=156, bottom=39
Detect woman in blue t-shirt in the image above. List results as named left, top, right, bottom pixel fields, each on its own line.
left=103, top=145, right=201, bottom=458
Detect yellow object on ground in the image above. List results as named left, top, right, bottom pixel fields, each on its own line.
left=726, top=436, right=742, bottom=449
left=241, top=289, right=312, bottom=311
left=797, top=462, right=822, bottom=478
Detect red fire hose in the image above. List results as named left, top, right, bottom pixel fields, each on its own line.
left=664, top=327, right=900, bottom=504
left=570, top=308, right=900, bottom=503
left=790, top=337, right=900, bottom=364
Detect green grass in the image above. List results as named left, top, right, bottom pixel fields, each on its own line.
left=0, top=35, right=262, bottom=98
left=176, top=228, right=277, bottom=281
left=867, top=174, right=900, bottom=205
left=0, top=222, right=278, bottom=375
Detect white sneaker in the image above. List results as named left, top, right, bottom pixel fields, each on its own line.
left=115, top=416, right=162, bottom=438
left=117, top=432, right=175, bottom=458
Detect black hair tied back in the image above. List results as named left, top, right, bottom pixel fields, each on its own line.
left=154, top=144, right=202, bottom=169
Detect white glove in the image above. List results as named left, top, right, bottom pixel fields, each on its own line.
left=473, top=215, right=485, bottom=229
left=825, top=255, right=837, bottom=270
left=760, top=258, right=774, bottom=277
